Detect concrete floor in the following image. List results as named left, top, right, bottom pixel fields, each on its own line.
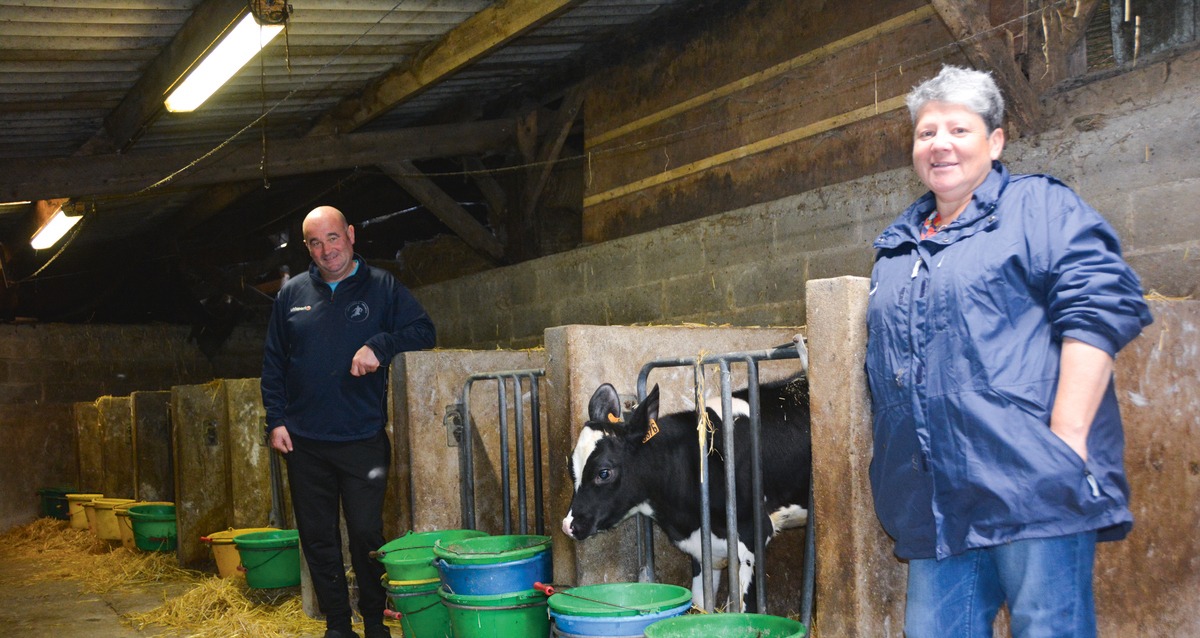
left=0, top=546, right=331, bottom=637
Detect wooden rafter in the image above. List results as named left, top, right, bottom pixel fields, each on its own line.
left=1, top=120, right=515, bottom=203
left=308, top=0, right=581, bottom=136
left=929, top=0, right=1044, bottom=134
left=380, top=160, right=505, bottom=263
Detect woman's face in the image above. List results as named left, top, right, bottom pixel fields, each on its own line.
left=912, top=101, right=1005, bottom=209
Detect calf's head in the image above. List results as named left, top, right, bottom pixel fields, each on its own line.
left=561, top=383, right=660, bottom=541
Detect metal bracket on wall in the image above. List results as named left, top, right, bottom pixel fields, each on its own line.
left=444, top=403, right=464, bottom=447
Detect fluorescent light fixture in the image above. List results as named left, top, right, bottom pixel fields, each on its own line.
left=164, top=13, right=284, bottom=113
left=31, top=207, right=82, bottom=250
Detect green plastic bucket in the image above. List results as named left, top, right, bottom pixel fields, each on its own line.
left=644, top=613, right=807, bottom=637
left=439, top=586, right=549, bottom=638
left=433, top=534, right=552, bottom=565
left=126, top=504, right=177, bottom=552
left=548, top=582, right=692, bottom=617
left=377, top=529, right=489, bottom=582
left=387, top=580, right=451, bottom=638
left=233, top=530, right=301, bottom=589
left=37, top=486, right=75, bottom=520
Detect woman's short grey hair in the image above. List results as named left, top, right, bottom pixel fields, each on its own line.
left=906, top=65, right=1005, bottom=132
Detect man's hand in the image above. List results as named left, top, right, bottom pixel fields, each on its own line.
left=269, top=426, right=294, bottom=454
left=350, top=345, right=381, bottom=376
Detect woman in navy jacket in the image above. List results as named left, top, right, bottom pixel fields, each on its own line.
left=866, top=66, right=1152, bottom=637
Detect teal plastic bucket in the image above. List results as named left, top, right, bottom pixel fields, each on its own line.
left=37, top=486, right=75, bottom=520
left=233, top=530, right=301, bottom=589
left=439, top=586, right=550, bottom=638
left=376, top=529, right=488, bottom=582
left=126, top=504, right=177, bottom=552
left=387, top=580, right=451, bottom=638
left=643, top=613, right=807, bottom=637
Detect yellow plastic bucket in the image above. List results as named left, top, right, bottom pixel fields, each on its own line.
left=115, top=501, right=172, bottom=550
left=82, top=501, right=101, bottom=536
left=66, top=493, right=103, bottom=530
left=201, top=527, right=280, bottom=578
left=92, top=498, right=136, bottom=541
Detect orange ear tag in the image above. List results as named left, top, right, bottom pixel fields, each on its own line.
left=607, top=413, right=622, bottom=423
left=641, top=418, right=660, bottom=444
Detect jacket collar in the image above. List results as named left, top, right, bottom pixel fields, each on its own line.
left=874, top=161, right=1009, bottom=250
left=307, top=254, right=366, bottom=286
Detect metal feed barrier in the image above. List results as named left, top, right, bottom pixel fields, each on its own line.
left=634, top=338, right=815, bottom=623
left=449, top=368, right=547, bottom=535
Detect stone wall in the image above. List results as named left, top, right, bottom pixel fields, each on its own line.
left=415, top=50, right=1200, bottom=351
left=0, top=324, right=265, bottom=530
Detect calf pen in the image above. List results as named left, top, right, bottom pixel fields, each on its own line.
left=633, top=339, right=815, bottom=621
left=450, top=368, right=548, bottom=535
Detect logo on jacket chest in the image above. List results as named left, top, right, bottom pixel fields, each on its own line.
left=345, top=301, right=370, bottom=322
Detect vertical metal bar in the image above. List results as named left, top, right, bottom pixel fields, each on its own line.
left=800, top=478, right=816, bottom=629
left=460, top=381, right=476, bottom=530
left=528, top=373, right=545, bottom=536
left=746, top=359, right=768, bottom=613
left=496, top=378, right=512, bottom=534
left=719, top=360, right=742, bottom=613
left=696, top=361, right=715, bottom=612
left=512, top=375, right=529, bottom=535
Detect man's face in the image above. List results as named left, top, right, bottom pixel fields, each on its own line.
left=303, top=213, right=356, bottom=283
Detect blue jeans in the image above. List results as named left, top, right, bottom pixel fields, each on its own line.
left=905, top=532, right=1097, bottom=638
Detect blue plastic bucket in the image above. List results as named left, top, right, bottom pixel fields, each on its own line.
left=435, top=549, right=552, bottom=595
left=551, top=601, right=692, bottom=637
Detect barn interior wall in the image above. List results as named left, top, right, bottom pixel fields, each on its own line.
left=417, top=45, right=1200, bottom=352
left=0, top=324, right=265, bottom=531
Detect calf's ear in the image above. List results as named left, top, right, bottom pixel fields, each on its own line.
left=588, top=383, right=622, bottom=423
left=627, top=385, right=661, bottom=442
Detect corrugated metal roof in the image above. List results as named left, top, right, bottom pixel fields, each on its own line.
left=0, top=0, right=706, bottom=320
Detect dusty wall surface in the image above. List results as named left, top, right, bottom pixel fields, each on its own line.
left=224, top=378, right=276, bottom=529
left=805, top=280, right=1198, bottom=636
left=73, top=401, right=102, bottom=493
left=171, top=381, right=229, bottom=568
left=1097, top=300, right=1200, bottom=636
left=0, top=403, right=74, bottom=530
left=391, top=349, right=547, bottom=539
left=545, top=325, right=806, bottom=611
left=131, top=391, right=173, bottom=503
left=0, top=323, right=264, bottom=531
left=415, top=43, right=1199, bottom=355
left=96, top=396, right=134, bottom=499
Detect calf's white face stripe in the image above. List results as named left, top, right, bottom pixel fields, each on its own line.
left=570, top=427, right=606, bottom=491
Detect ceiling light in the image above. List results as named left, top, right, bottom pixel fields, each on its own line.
left=31, top=206, right=82, bottom=250
left=164, top=12, right=285, bottom=113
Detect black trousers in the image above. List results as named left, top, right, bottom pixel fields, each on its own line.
left=286, top=430, right=391, bottom=626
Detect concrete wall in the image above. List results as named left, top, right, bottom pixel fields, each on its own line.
left=806, top=278, right=1199, bottom=637
left=0, top=323, right=264, bottom=531
left=414, top=51, right=1200, bottom=353
left=390, top=349, right=547, bottom=539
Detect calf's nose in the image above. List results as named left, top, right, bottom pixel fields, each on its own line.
left=561, top=512, right=575, bottom=539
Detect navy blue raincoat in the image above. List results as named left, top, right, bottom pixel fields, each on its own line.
left=866, top=161, right=1153, bottom=560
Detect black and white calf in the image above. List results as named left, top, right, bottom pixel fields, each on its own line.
left=561, top=377, right=811, bottom=610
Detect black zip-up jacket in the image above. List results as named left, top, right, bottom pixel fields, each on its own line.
left=261, top=256, right=436, bottom=441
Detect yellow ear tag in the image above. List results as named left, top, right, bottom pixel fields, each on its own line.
left=607, top=413, right=622, bottom=423
left=641, top=418, right=660, bottom=444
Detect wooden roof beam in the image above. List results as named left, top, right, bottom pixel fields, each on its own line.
left=308, top=0, right=582, bottom=136
left=1, top=119, right=515, bottom=203
left=380, top=160, right=505, bottom=264
left=929, top=0, right=1044, bottom=135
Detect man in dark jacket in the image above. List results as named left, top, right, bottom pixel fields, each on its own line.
left=262, top=205, right=436, bottom=638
